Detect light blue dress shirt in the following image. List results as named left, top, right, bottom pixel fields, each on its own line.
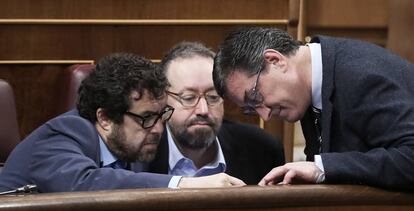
left=98, top=135, right=180, bottom=187
left=99, top=136, right=118, bottom=167
left=166, top=125, right=226, bottom=177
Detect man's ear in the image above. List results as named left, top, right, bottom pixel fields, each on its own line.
left=96, top=108, right=113, bottom=131
left=263, top=49, right=286, bottom=67
left=263, top=49, right=287, bottom=69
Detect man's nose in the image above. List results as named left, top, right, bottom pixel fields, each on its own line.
left=255, top=106, right=272, bottom=121
left=150, top=119, right=165, bottom=133
left=194, top=97, right=209, bottom=115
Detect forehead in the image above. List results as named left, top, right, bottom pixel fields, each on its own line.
left=166, top=56, right=214, bottom=91
left=130, top=90, right=167, bottom=113
left=225, top=70, right=254, bottom=106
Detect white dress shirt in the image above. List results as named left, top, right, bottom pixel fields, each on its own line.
left=308, top=43, right=326, bottom=183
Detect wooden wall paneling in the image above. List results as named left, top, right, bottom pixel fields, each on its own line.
left=0, top=0, right=288, bottom=19
left=387, top=0, right=414, bottom=63
left=306, top=0, right=388, bottom=28
left=304, top=0, right=389, bottom=46
left=0, top=23, right=288, bottom=60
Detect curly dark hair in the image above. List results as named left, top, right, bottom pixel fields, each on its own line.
left=213, top=27, right=301, bottom=97
left=77, top=53, right=169, bottom=124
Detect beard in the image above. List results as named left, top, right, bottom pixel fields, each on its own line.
left=168, top=116, right=222, bottom=150
left=106, top=124, right=160, bottom=163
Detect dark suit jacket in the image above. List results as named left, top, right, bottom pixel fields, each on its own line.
left=0, top=110, right=172, bottom=193
left=301, top=36, right=414, bottom=189
left=148, top=119, right=285, bottom=185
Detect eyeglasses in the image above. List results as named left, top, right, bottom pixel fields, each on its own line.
left=125, top=105, right=174, bottom=129
left=242, top=68, right=264, bottom=115
left=166, top=90, right=223, bottom=108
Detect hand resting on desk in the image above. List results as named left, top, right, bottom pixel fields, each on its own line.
left=259, top=162, right=324, bottom=185
left=178, top=173, right=246, bottom=188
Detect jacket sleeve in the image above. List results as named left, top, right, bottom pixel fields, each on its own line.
left=322, top=49, right=414, bottom=190
left=29, top=116, right=172, bottom=192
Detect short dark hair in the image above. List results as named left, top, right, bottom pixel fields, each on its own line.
left=77, top=53, right=168, bottom=124
left=213, top=27, right=301, bottom=97
left=161, top=41, right=215, bottom=73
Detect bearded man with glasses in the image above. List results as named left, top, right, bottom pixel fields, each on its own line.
left=0, top=53, right=245, bottom=193
left=148, top=42, right=285, bottom=185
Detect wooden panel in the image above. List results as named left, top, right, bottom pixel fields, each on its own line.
left=306, top=0, right=388, bottom=28
left=0, top=24, right=289, bottom=60
left=0, top=0, right=288, bottom=19
left=0, top=185, right=413, bottom=210
left=304, top=0, right=389, bottom=47
left=387, top=0, right=414, bottom=63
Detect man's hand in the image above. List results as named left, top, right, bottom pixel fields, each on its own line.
left=258, top=162, right=323, bottom=186
left=178, top=173, right=246, bottom=188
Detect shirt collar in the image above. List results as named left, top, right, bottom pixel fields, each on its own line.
left=99, top=135, right=118, bottom=167
left=308, top=42, right=323, bottom=110
left=166, top=124, right=226, bottom=172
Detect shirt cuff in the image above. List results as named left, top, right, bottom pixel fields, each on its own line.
left=314, top=155, right=325, bottom=183
left=168, top=176, right=182, bottom=188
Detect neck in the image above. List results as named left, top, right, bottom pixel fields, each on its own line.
left=292, top=45, right=313, bottom=94
left=174, top=139, right=218, bottom=169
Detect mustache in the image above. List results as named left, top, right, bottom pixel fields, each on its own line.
left=144, top=133, right=161, bottom=145
left=187, top=116, right=215, bottom=126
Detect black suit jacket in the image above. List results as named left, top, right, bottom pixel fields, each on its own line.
left=301, top=36, right=414, bottom=189
left=148, top=119, right=285, bottom=185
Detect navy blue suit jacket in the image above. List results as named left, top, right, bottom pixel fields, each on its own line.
left=0, top=110, right=172, bottom=193
left=148, top=119, right=285, bottom=185
left=301, top=36, right=414, bottom=189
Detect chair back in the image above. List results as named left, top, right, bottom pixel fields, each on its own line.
left=56, top=64, right=95, bottom=114
left=0, top=79, right=20, bottom=164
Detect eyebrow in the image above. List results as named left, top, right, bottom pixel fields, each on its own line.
left=176, top=87, right=217, bottom=93
left=205, top=87, right=218, bottom=92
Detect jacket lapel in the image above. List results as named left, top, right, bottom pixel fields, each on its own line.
left=217, top=120, right=247, bottom=176
left=316, top=36, right=335, bottom=153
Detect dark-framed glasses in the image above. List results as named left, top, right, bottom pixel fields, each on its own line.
left=166, top=90, right=223, bottom=108
left=125, top=105, right=174, bottom=129
left=242, top=68, right=264, bottom=115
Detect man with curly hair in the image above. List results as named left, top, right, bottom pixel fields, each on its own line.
left=0, top=53, right=244, bottom=193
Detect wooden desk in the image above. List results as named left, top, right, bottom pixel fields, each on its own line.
left=0, top=185, right=413, bottom=210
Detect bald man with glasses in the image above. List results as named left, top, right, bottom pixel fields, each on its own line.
left=148, top=42, right=285, bottom=184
